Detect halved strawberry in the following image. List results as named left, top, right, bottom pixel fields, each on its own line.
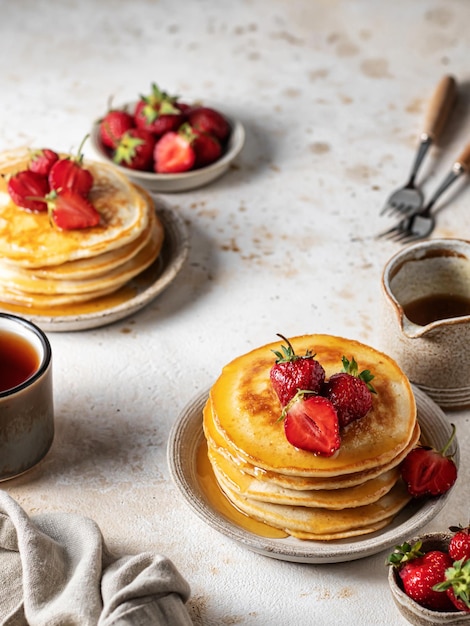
left=113, top=128, right=155, bottom=171
left=48, top=136, right=93, bottom=197
left=188, top=106, right=230, bottom=141
left=401, top=423, right=458, bottom=497
left=45, top=189, right=100, bottom=230
left=153, top=125, right=196, bottom=173
left=281, top=390, right=340, bottom=456
left=134, top=83, right=186, bottom=136
left=99, top=109, right=135, bottom=149
left=29, top=148, right=59, bottom=176
left=7, top=170, right=49, bottom=212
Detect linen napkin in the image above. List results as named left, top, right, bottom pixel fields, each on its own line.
left=0, top=490, right=192, bottom=625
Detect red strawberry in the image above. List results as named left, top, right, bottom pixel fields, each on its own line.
left=434, top=559, right=470, bottom=612
left=153, top=125, right=196, bottom=174
left=48, top=136, right=93, bottom=197
left=388, top=541, right=455, bottom=611
left=134, top=83, right=186, bottom=136
left=29, top=148, right=59, bottom=176
left=401, top=424, right=458, bottom=498
left=449, top=526, right=470, bottom=561
left=99, top=109, right=135, bottom=149
left=193, top=131, right=222, bottom=167
left=45, top=189, right=100, bottom=230
left=113, top=128, right=155, bottom=171
left=270, top=335, right=326, bottom=407
left=281, top=390, right=340, bottom=456
left=322, top=356, right=376, bottom=427
left=7, top=170, right=49, bottom=212
left=188, top=106, right=230, bottom=141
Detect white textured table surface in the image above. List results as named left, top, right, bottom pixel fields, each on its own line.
left=1, top=1, right=470, bottom=624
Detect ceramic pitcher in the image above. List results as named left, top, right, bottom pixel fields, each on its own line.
left=380, top=238, right=470, bottom=409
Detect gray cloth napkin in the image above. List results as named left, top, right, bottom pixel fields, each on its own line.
left=0, top=491, right=192, bottom=626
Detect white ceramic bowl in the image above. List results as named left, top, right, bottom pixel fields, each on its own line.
left=90, top=103, right=245, bottom=193
left=388, top=532, right=470, bottom=625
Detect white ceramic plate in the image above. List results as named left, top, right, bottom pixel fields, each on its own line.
left=90, top=104, right=245, bottom=193
left=0, top=203, right=189, bottom=332
left=167, top=386, right=459, bottom=564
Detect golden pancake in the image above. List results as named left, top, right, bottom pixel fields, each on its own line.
left=0, top=150, right=149, bottom=268
left=23, top=214, right=154, bottom=281
left=204, top=396, right=420, bottom=490
left=209, top=335, right=416, bottom=478
left=208, top=445, right=400, bottom=509
left=216, top=470, right=412, bottom=541
left=0, top=208, right=163, bottom=297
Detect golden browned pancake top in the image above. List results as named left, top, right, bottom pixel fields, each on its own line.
left=210, top=334, right=417, bottom=477
left=0, top=150, right=149, bottom=268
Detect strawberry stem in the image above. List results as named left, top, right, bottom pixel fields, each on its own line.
left=441, top=423, right=457, bottom=457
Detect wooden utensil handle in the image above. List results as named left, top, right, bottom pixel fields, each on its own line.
left=456, top=142, right=470, bottom=171
left=422, top=75, right=457, bottom=141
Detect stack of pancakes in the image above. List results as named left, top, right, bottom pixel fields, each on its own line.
left=203, top=334, right=419, bottom=541
left=0, top=149, right=164, bottom=308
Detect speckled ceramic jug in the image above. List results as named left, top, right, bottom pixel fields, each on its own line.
left=380, top=238, right=470, bottom=409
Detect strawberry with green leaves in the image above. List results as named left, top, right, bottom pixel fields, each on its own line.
left=99, top=109, right=135, bottom=149
left=269, top=334, right=326, bottom=407
left=134, top=83, right=186, bottom=137
left=7, top=170, right=49, bottom=212
left=48, top=136, right=93, bottom=197
left=400, top=424, right=458, bottom=498
left=388, top=540, right=455, bottom=611
left=280, top=389, right=340, bottom=456
left=434, top=559, right=470, bottom=612
left=113, top=128, right=156, bottom=171
left=44, top=189, right=101, bottom=230
left=322, top=356, right=376, bottom=427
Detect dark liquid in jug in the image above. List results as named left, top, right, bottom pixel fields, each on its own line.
left=403, top=293, right=470, bottom=326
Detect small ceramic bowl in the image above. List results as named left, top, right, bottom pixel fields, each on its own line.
left=90, top=103, right=245, bottom=193
left=388, top=532, right=470, bottom=625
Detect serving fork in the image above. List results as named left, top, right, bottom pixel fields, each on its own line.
left=378, top=141, right=470, bottom=242
left=381, top=75, right=457, bottom=218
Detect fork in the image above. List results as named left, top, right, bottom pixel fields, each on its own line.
left=378, top=141, right=470, bottom=242
left=381, top=75, right=457, bottom=217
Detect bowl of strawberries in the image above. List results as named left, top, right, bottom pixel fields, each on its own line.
left=387, top=529, right=470, bottom=625
left=90, top=83, right=245, bottom=193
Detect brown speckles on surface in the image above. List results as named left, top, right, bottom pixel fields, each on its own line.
left=360, top=58, right=393, bottom=79
left=425, top=7, right=454, bottom=26
left=309, top=68, right=329, bottom=81
left=310, top=142, right=330, bottom=155
left=405, top=97, right=423, bottom=115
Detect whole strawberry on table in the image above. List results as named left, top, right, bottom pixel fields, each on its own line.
left=98, top=83, right=232, bottom=174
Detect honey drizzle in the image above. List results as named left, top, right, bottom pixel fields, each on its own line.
left=196, top=439, right=287, bottom=539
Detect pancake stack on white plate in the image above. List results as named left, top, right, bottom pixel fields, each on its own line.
left=0, top=149, right=164, bottom=308
left=203, top=334, right=420, bottom=541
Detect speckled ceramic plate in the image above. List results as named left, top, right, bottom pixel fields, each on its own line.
left=0, top=202, right=189, bottom=332
left=167, top=386, right=459, bottom=564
